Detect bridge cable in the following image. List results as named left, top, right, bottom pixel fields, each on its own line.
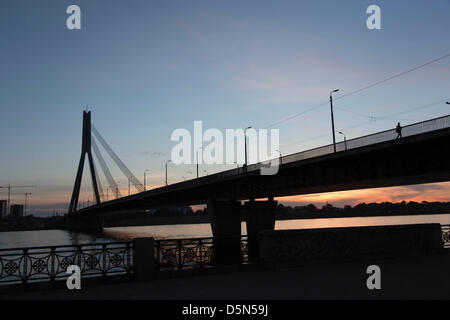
left=91, top=125, right=145, bottom=193
left=279, top=97, right=450, bottom=149
left=91, top=155, right=105, bottom=202
left=91, top=136, right=121, bottom=198
left=264, top=52, right=450, bottom=129
left=280, top=119, right=374, bottom=149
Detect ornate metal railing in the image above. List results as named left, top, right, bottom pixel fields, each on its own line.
left=442, top=225, right=450, bottom=249
left=0, top=242, right=133, bottom=285
left=1, top=224, right=448, bottom=285
left=155, top=235, right=251, bottom=271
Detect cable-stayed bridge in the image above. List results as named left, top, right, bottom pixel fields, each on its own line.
left=66, top=111, right=450, bottom=235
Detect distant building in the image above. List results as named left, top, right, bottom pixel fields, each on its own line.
left=10, top=204, right=24, bottom=219
left=0, top=200, right=6, bottom=219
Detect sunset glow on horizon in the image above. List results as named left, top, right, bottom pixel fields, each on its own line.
left=12, top=181, right=449, bottom=215
left=1, top=1, right=449, bottom=216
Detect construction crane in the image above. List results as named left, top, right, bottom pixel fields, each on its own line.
left=0, top=185, right=36, bottom=216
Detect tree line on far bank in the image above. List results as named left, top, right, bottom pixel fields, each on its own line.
left=2, top=200, right=449, bottom=231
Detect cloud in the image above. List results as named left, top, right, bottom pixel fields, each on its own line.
left=23, top=180, right=450, bottom=217
left=232, top=53, right=372, bottom=105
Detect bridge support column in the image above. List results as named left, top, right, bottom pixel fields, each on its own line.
left=208, top=200, right=242, bottom=264
left=133, top=237, right=155, bottom=281
left=66, top=214, right=104, bottom=234
left=244, top=199, right=277, bottom=261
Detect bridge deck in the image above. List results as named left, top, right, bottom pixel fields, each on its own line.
left=74, top=115, right=450, bottom=215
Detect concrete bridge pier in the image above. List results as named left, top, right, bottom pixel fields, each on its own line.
left=208, top=200, right=242, bottom=264
left=66, top=213, right=104, bottom=234
left=244, top=199, right=277, bottom=261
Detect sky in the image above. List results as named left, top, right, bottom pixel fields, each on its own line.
left=0, top=0, right=449, bottom=215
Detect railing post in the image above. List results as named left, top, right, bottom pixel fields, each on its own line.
left=177, top=239, right=182, bottom=270
left=199, top=238, right=203, bottom=268
left=23, top=248, right=28, bottom=284
left=50, top=247, right=55, bottom=281
left=102, top=243, right=107, bottom=277
left=77, top=245, right=82, bottom=275
left=127, top=242, right=132, bottom=274
left=132, top=238, right=155, bottom=281
left=155, top=241, right=160, bottom=272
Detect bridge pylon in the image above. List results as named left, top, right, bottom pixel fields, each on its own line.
left=68, top=111, right=101, bottom=213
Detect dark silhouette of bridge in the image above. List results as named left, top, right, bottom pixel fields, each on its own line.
left=66, top=112, right=450, bottom=243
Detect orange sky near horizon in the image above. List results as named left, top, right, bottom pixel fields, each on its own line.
left=19, top=181, right=450, bottom=214
left=276, top=181, right=450, bottom=207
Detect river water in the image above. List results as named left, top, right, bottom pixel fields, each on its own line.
left=1, top=214, right=449, bottom=249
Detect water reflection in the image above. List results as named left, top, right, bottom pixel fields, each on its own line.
left=104, top=213, right=450, bottom=241
left=1, top=214, right=449, bottom=249
left=0, top=229, right=113, bottom=249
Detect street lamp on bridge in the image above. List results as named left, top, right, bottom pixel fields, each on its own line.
left=144, top=169, right=149, bottom=191
left=165, top=160, right=171, bottom=186
left=330, top=89, right=339, bottom=153
left=275, top=149, right=282, bottom=166
left=244, top=126, right=252, bottom=170
left=196, top=146, right=203, bottom=178
left=338, top=131, right=347, bottom=151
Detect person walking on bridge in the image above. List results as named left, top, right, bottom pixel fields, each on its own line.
left=395, top=122, right=402, bottom=139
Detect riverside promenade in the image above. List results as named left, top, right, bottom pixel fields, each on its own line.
left=2, top=251, right=450, bottom=300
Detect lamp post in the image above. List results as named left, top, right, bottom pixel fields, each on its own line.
left=275, top=149, right=282, bottom=166
left=165, top=160, right=171, bottom=186
left=244, top=126, right=252, bottom=169
left=196, top=147, right=203, bottom=178
left=144, top=169, right=149, bottom=191
left=338, top=131, right=347, bottom=151
left=330, top=89, right=339, bottom=153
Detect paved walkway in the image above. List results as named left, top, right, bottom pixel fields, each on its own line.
left=2, top=252, right=450, bottom=300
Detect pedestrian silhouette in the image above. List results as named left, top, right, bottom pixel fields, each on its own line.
left=395, top=122, right=402, bottom=139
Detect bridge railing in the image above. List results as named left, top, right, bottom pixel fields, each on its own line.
left=211, top=114, right=450, bottom=178
left=1, top=224, right=449, bottom=285
left=154, top=235, right=252, bottom=272
left=442, top=225, right=450, bottom=249
left=268, top=114, right=450, bottom=169
left=0, top=242, right=133, bottom=285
